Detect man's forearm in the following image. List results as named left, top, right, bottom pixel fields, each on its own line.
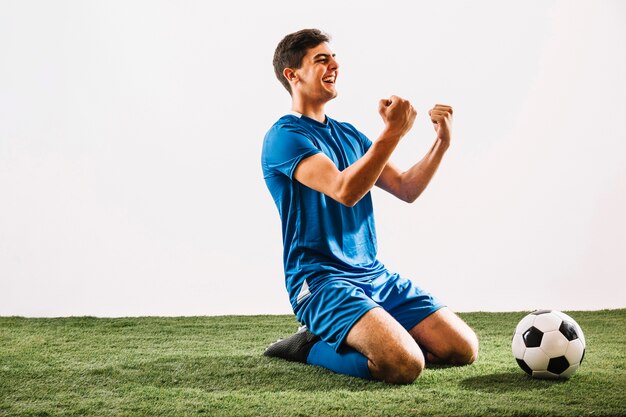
left=336, top=129, right=402, bottom=206
left=399, top=138, right=449, bottom=203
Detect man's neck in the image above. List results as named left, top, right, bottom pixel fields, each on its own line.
left=291, top=98, right=326, bottom=124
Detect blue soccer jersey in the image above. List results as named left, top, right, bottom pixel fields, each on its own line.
left=261, top=113, right=386, bottom=313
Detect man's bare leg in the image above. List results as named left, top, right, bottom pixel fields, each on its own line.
left=409, top=307, right=479, bottom=365
left=345, top=307, right=424, bottom=384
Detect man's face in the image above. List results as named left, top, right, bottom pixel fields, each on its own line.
left=291, top=42, right=339, bottom=104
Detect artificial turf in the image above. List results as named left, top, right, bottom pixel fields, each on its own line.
left=1, top=310, right=624, bottom=416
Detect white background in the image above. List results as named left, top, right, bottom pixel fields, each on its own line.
left=1, top=0, right=625, bottom=317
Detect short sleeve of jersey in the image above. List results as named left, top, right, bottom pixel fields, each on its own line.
left=262, top=123, right=322, bottom=179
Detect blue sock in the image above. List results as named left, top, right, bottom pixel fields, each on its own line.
left=306, top=340, right=372, bottom=380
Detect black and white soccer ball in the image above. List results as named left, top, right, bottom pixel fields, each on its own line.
left=512, top=310, right=586, bottom=379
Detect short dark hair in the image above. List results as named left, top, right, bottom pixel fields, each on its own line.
left=273, top=28, right=331, bottom=95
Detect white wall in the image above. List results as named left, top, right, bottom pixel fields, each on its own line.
left=1, top=0, right=624, bottom=316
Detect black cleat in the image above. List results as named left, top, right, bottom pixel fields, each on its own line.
left=263, top=326, right=320, bottom=363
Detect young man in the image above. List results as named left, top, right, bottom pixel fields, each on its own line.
left=261, top=29, right=478, bottom=384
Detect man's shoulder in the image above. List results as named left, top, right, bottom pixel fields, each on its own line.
left=265, top=114, right=310, bottom=139
left=269, top=114, right=303, bottom=130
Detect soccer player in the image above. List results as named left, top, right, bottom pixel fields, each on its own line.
left=261, top=29, right=478, bottom=384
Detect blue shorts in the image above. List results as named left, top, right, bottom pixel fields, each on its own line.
left=295, top=271, right=445, bottom=352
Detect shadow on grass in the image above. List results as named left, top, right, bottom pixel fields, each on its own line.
left=89, top=354, right=394, bottom=393
left=460, top=372, right=567, bottom=393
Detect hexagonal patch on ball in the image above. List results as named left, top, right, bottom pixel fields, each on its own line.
left=523, top=326, right=543, bottom=347
left=559, top=321, right=579, bottom=341
left=540, top=330, right=570, bottom=357
left=515, top=314, right=536, bottom=335
left=564, top=338, right=585, bottom=365
left=524, top=347, right=550, bottom=371
left=534, top=313, right=562, bottom=333
left=547, top=355, right=570, bottom=374
left=512, top=333, right=526, bottom=359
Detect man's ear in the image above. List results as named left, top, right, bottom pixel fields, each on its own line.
left=283, top=68, right=298, bottom=84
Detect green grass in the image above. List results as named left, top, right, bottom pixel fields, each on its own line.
left=1, top=310, right=625, bottom=417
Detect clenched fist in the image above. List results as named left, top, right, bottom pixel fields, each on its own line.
left=378, top=95, right=417, bottom=139
left=428, top=104, right=453, bottom=144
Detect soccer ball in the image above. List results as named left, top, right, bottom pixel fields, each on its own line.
left=511, top=310, right=586, bottom=379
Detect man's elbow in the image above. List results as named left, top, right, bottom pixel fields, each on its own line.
left=337, top=193, right=359, bottom=207
left=335, top=189, right=361, bottom=207
left=392, top=175, right=423, bottom=204
left=402, top=188, right=424, bottom=204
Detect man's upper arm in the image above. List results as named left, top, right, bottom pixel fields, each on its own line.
left=293, top=152, right=345, bottom=203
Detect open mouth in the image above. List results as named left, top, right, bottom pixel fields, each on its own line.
left=322, top=75, right=336, bottom=84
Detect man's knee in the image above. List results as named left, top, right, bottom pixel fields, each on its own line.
left=463, top=331, right=480, bottom=364
left=449, top=329, right=479, bottom=365
left=411, top=308, right=479, bottom=366
left=345, top=307, right=426, bottom=384
left=375, top=347, right=425, bottom=384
